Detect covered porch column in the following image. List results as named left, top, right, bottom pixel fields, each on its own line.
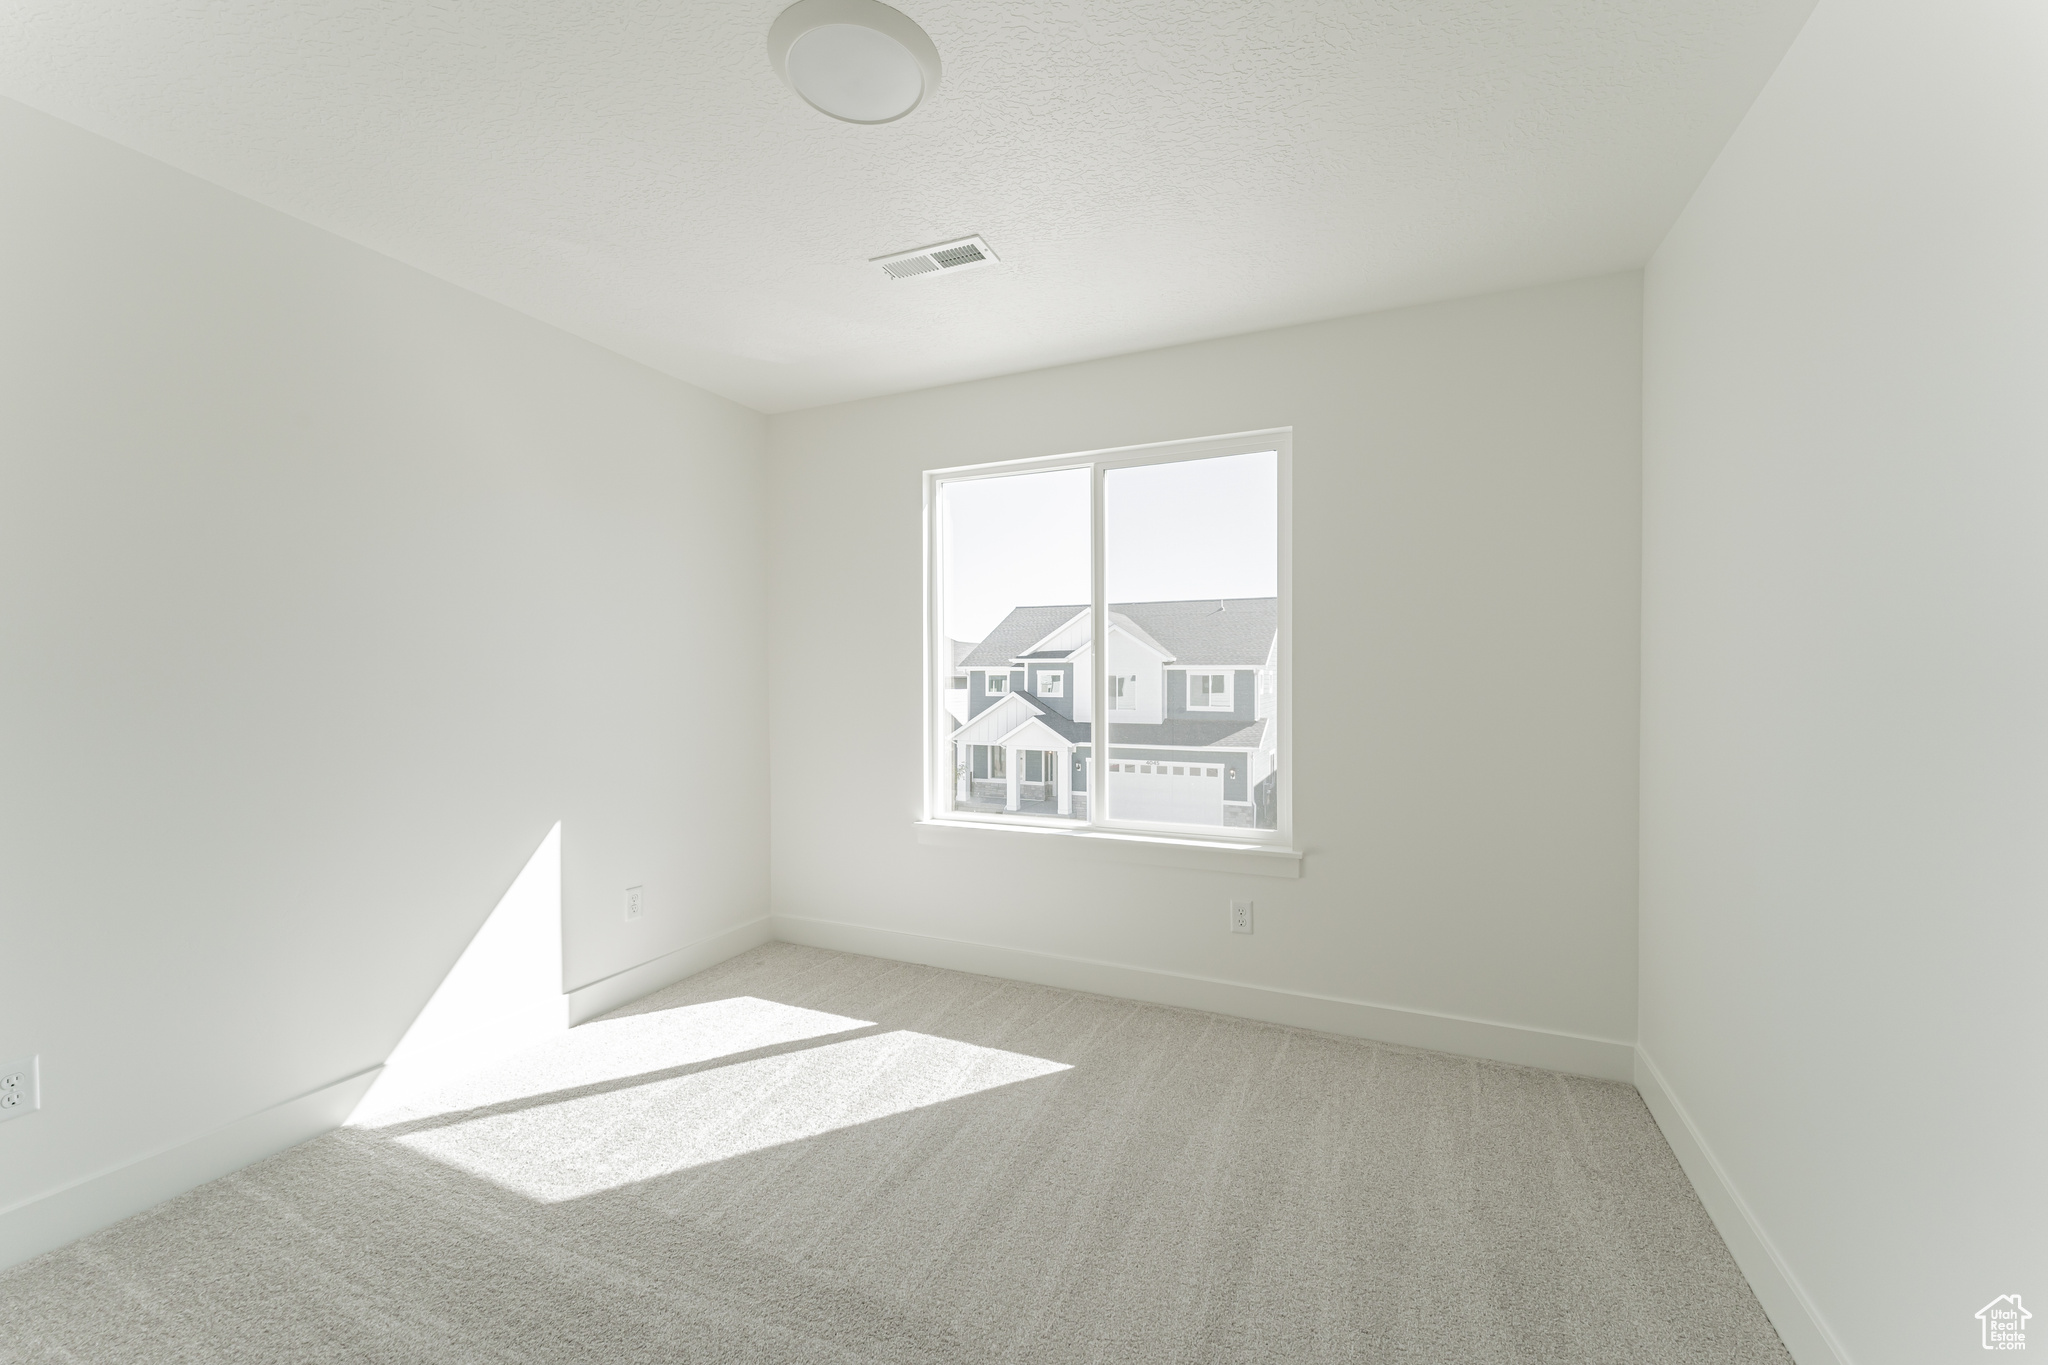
left=1004, top=745, right=1020, bottom=811
left=1056, top=744, right=1073, bottom=815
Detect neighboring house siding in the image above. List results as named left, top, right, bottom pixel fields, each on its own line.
left=967, top=670, right=1004, bottom=719
left=1253, top=770, right=1276, bottom=825
left=1163, top=668, right=1258, bottom=722
left=1027, top=662, right=1075, bottom=719
left=1224, top=755, right=1249, bottom=803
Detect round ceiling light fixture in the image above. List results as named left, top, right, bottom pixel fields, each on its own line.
left=767, top=0, right=940, bottom=125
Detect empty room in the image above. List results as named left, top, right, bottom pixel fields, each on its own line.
left=0, top=0, right=2040, bottom=1361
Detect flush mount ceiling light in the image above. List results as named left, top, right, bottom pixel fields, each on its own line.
left=767, top=0, right=941, bottom=125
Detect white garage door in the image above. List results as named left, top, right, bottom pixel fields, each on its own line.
left=1105, top=758, right=1225, bottom=826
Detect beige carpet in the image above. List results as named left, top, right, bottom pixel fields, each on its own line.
left=2, top=944, right=1790, bottom=1363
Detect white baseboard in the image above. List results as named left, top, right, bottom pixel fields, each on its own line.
left=564, top=916, right=775, bottom=1025
left=1633, top=1046, right=1851, bottom=1365
left=769, top=914, right=1634, bottom=1081
left=0, top=921, right=772, bottom=1272
left=0, top=1065, right=381, bottom=1273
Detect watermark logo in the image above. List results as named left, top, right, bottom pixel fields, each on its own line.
left=1979, top=1295, right=2030, bottom=1351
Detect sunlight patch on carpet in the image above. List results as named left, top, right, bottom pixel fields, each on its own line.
left=391, top=1028, right=1071, bottom=1200
left=354, top=995, right=875, bottom=1127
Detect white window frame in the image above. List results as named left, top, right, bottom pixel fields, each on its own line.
left=923, top=428, right=1294, bottom=857
left=1186, top=671, right=1233, bottom=711
left=1035, top=669, right=1065, bottom=697
left=982, top=671, right=1009, bottom=695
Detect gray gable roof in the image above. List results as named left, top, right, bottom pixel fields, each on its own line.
left=1115, top=598, right=1277, bottom=665
left=1105, top=611, right=1174, bottom=660
left=1008, top=692, right=1089, bottom=744
left=1109, top=716, right=1267, bottom=749
left=959, top=598, right=1276, bottom=670
left=959, top=606, right=1084, bottom=668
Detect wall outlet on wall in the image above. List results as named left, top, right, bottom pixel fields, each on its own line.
left=624, top=886, right=644, bottom=922
left=1230, top=900, right=1254, bottom=934
left=0, top=1057, right=39, bottom=1122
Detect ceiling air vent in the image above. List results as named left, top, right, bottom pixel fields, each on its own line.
left=873, top=235, right=999, bottom=281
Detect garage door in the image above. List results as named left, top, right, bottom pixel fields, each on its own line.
left=1105, top=758, right=1225, bottom=826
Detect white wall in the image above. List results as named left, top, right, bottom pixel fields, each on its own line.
left=768, top=275, right=1642, bottom=1070
left=1640, top=1, right=2048, bottom=1360
left=0, top=97, right=769, bottom=1254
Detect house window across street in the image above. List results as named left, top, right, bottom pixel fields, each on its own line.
left=928, top=430, right=1289, bottom=842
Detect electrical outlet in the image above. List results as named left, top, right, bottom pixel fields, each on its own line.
left=0, top=1057, right=39, bottom=1122
left=624, top=886, right=644, bottom=922
left=1230, top=900, right=1254, bottom=934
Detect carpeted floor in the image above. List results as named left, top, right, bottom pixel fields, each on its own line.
left=2, top=944, right=1791, bottom=1363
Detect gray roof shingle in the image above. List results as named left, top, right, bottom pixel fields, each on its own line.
left=959, top=606, right=1084, bottom=668
left=1107, top=716, right=1267, bottom=750
left=1115, top=598, right=1277, bottom=666
left=958, top=598, right=1275, bottom=669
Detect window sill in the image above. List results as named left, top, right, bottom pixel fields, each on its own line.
left=914, top=819, right=1302, bottom=878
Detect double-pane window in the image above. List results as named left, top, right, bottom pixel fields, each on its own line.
left=928, top=431, right=1289, bottom=842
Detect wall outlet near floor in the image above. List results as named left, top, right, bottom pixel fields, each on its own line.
left=1230, top=900, right=1254, bottom=934
left=0, top=1057, right=39, bottom=1121
left=624, top=885, right=644, bottom=921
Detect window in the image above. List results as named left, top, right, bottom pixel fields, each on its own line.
left=1188, top=673, right=1230, bottom=709
left=928, top=430, right=1289, bottom=843
left=949, top=675, right=968, bottom=689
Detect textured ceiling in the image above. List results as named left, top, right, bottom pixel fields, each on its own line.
left=0, top=0, right=1814, bottom=411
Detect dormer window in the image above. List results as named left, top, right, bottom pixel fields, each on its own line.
left=1189, top=673, right=1231, bottom=710
left=1035, top=670, right=1063, bottom=697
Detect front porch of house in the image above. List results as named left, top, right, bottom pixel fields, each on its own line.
left=955, top=737, right=1086, bottom=816
left=957, top=780, right=1089, bottom=819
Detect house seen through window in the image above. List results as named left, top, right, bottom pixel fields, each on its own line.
left=931, top=434, right=1286, bottom=839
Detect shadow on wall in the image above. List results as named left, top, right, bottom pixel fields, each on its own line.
left=344, top=819, right=1074, bottom=1194
left=350, top=823, right=568, bottom=1123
